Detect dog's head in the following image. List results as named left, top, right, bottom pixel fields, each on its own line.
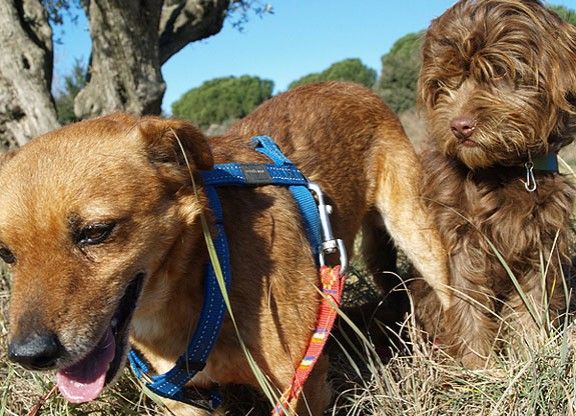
left=0, top=113, right=212, bottom=402
left=419, top=0, right=576, bottom=169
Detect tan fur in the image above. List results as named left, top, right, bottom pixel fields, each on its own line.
left=414, top=0, right=576, bottom=368
left=1, top=81, right=448, bottom=414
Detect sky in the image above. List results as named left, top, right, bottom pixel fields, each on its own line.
left=53, top=0, right=576, bottom=114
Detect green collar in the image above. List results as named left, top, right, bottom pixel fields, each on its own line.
left=532, top=153, right=558, bottom=172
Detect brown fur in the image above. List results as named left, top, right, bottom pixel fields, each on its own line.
left=414, top=0, right=576, bottom=367
left=1, top=81, right=449, bottom=414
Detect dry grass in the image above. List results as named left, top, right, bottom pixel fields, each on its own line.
left=333, top=301, right=576, bottom=416
left=2, top=258, right=576, bottom=415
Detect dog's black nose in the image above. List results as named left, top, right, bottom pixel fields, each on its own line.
left=450, top=116, right=476, bottom=140
left=8, top=331, right=64, bottom=370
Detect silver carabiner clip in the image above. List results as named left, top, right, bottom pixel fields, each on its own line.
left=307, top=182, right=348, bottom=274
left=523, top=161, right=536, bottom=192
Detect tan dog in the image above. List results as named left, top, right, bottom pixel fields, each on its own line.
left=2, top=81, right=448, bottom=414
left=413, top=0, right=576, bottom=367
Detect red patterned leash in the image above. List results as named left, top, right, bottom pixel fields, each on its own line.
left=273, top=265, right=346, bottom=415
left=272, top=182, right=348, bottom=415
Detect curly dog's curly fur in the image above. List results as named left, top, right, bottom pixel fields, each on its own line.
left=413, top=0, right=576, bottom=367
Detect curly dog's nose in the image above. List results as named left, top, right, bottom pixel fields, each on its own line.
left=8, top=330, right=64, bottom=370
left=450, top=116, right=476, bottom=140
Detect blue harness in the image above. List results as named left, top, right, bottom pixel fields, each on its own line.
left=128, top=136, right=335, bottom=408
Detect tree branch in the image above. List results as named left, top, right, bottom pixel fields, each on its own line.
left=158, top=0, right=231, bottom=65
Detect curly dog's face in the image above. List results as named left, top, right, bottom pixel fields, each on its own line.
left=419, top=0, right=576, bottom=169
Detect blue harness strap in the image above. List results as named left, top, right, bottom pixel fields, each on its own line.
left=252, top=136, right=321, bottom=257
left=201, top=163, right=308, bottom=187
left=200, top=136, right=322, bottom=257
left=128, top=183, right=231, bottom=407
left=128, top=135, right=322, bottom=409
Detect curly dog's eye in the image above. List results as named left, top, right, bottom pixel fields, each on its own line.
left=489, top=64, right=509, bottom=83
left=429, top=79, right=454, bottom=106
left=493, top=68, right=507, bottom=79
left=437, top=80, right=450, bottom=90
left=437, top=76, right=462, bottom=91
left=75, top=222, right=116, bottom=246
left=0, top=246, right=15, bottom=264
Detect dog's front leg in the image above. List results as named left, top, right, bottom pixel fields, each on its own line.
left=501, top=267, right=568, bottom=346
left=441, top=270, right=500, bottom=368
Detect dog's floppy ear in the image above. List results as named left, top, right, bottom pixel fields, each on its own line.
left=137, top=116, right=214, bottom=182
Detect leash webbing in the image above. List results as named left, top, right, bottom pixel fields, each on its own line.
left=272, top=265, right=346, bottom=415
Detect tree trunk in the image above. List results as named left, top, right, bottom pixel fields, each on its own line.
left=76, top=0, right=231, bottom=119
left=74, top=0, right=166, bottom=118
left=0, top=0, right=59, bottom=147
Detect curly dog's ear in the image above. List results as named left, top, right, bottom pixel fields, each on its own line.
left=137, top=116, right=214, bottom=186
left=545, top=15, right=576, bottom=113
left=539, top=12, right=576, bottom=149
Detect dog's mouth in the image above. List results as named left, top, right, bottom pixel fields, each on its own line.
left=55, top=272, right=145, bottom=403
left=461, top=139, right=478, bottom=148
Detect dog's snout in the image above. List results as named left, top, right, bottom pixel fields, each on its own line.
left=8, top=330, right=64, bottom=370
left=450, top=116, right=476, bottom=140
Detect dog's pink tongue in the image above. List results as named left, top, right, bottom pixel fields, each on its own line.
left=56, top=328, right=115, bottom=403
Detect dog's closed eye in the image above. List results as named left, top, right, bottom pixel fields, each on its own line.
left=74, top=222, right=116, bottom=246
left=0, top=246, right=15, bottom=264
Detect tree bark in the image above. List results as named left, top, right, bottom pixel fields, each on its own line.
left=0, top=0, right=59, bottom=147
left=159, top=0, right=231, bottom=65
left=75, top=0, right=231, bottom=119
left=74, top=0, right=166, bottom=118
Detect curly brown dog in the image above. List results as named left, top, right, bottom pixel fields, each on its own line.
left=412, top=0, right=576, bottom=368
left=2, top=81, right=449, bottom=414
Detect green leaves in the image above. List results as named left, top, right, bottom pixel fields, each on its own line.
left=171, top=75, right=274, bottom=129
left=550, top=5, right=576, bottom=26
left=54, top=58, right=87, bottom=125
left=288, top=58, right=376, bottom=90
left=375, top=31, right=424, bottom=113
